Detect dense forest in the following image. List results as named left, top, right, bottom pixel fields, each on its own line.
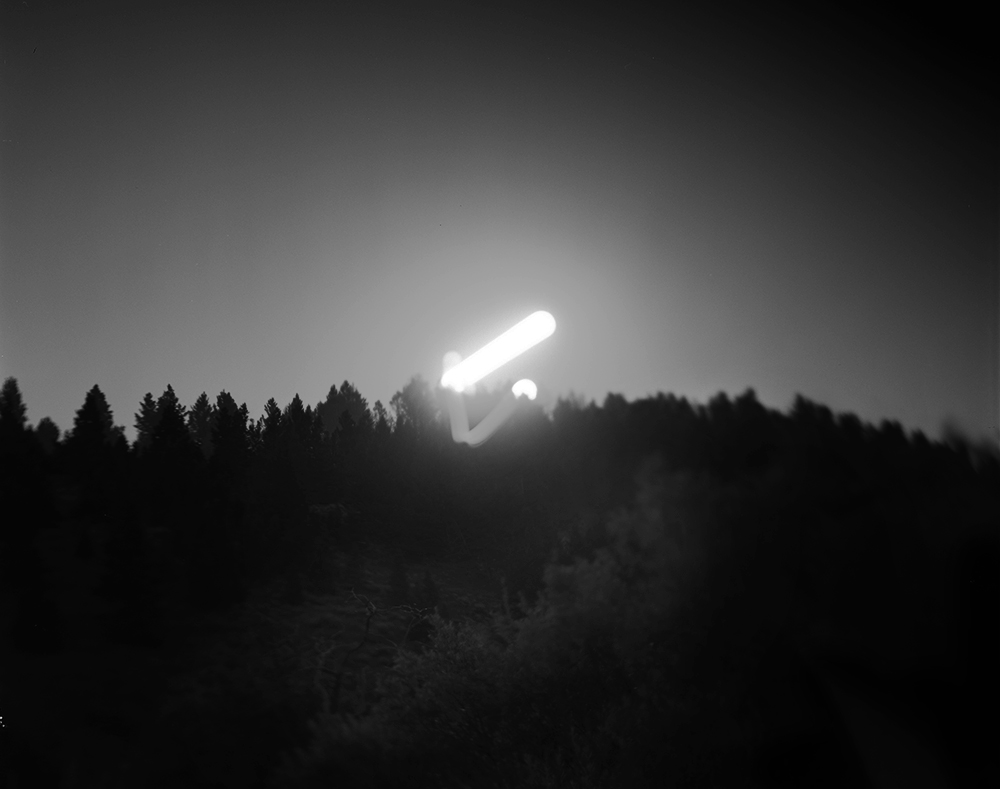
left=1, top=374, right=997, bottom=788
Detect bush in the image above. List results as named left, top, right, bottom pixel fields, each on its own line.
left=279, top=455, right=900, bottom=787
left=278, top=458, right=717, bottom=787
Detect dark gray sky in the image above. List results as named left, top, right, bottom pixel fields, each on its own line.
left=2, top=1, right=996, bottom=443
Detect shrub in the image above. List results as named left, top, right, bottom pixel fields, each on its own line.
left=278, top=458, right=713, bottom=787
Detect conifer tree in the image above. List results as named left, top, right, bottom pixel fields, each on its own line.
left=373, top=400, right=392, bottom=439
left=67, top=385, right=116, bottom=456
left=187, top=391, right=216, bottom=458
left=284, top=394, right=308, bottom=441
left=149, top=385, right=196, bottom=458
left=338, top=408, right=356, bottom=439
left=0, top=378, right=35, bottom=589
left=246, top=407, right=262, bottom=453
left=389, top=375, right=438, bottom=437
left=302, top=404, right=323, bottom=456
left=134, top=392, right=159, bottom=455
left=212, top=391, right=250, bottom=482
left=316, top=381, right=372, bottom=436
left=0, top=376, right=27, bottom=440
left=261, top=397, right=283, bottom=453
left=34, top=417, right=60, bottom=456
left=1, top=379, right=63, bottom=652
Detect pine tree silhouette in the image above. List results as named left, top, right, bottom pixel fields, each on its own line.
left=133, top=392, right=159, bottom=456
left=187, top=391, right=216, bottom=458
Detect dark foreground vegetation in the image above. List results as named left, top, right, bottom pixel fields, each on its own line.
left=1, top=374, right=997, bottom=788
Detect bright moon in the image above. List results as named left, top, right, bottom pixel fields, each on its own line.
left=511, top=379, right=538, bottom=400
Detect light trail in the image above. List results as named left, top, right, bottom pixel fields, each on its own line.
left=441, top=311, right=554, bottom=446
left=440, top=311, right=555, bottom=393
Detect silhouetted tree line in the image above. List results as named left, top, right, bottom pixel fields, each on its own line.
left=3, top=373, right=999, bottom=787
left=1, top=374, right=997, bottom=648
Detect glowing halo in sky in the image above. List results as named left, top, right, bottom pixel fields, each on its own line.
left=441, top=310, right=556, bottom=393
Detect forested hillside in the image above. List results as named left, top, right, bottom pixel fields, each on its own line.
left=1, top=375, right=997, bottom=788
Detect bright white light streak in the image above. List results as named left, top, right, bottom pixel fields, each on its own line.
left=449, top=389, right=517, bottom=447
left=445, top=379, right=536, bottom=446
left=441, top=311, right=556, bottom=393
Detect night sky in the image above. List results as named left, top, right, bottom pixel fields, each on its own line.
left=2, top=1, right=996, bottom=444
